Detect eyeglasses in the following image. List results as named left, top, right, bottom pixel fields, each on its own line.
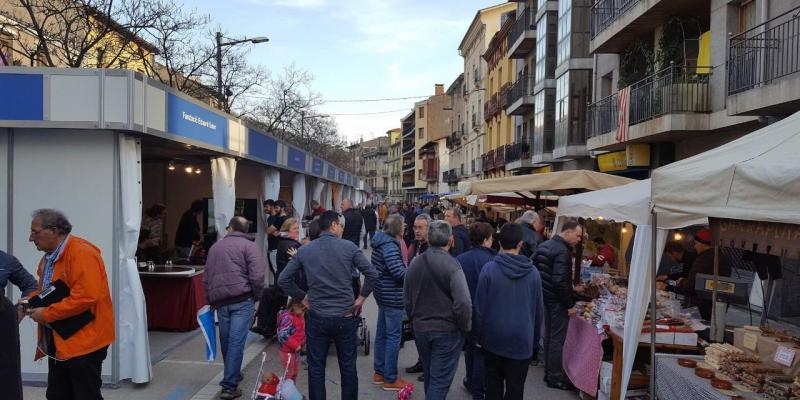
left=30, top=227, right=53, bottom=235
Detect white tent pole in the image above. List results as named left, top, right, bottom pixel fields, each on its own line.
left=650, top=211, right=658, bottom=398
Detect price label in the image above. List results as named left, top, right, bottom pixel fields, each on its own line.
left=774, top=345, right=796, bottom=367
left=743, top=333, right=758, bottom=351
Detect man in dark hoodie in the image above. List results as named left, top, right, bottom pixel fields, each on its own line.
left=445, top=207, right=471, bottom=256
left=475, top=223, right=544, bottom=400
left=456, top=222, right=497, bottom=399
left=362, top=204, right=378, bottom=250
left=533, top=219, right=583, bottom=391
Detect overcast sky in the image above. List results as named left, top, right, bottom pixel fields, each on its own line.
left=190, top=0, right=502, bottom=143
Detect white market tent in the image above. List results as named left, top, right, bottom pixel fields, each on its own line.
left=556, top=179, right=706, bottom=399
left=652, top=111, right=800, bottom=224
left=464, top=169, right=635, bottom=197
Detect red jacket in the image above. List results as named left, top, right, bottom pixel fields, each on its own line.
left=277, top=310, right=305, bottom=353
left=592, top=243, right=616, bottom=267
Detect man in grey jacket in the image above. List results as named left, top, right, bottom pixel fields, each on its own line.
left=203, top=217, right=265, bottom=400
left=279, top=210, right=379, bottom=400
left=404, top=220, right=472, bottom=400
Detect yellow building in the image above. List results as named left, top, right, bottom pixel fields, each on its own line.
left=481, top=11, right=516, bottom=179
left=386, top=128, right=403, bottom=202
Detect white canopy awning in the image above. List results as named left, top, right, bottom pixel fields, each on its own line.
left=466, top=170, right=635, bottom=197
left=652, top=111, right=800, bottom=225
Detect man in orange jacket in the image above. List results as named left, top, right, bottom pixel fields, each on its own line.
left=25, top=209, right=114, bottom=400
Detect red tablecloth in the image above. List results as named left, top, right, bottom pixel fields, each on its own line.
left=563, top=316, right=606, bottom=395
left=140, top=273, right=206, bottom=332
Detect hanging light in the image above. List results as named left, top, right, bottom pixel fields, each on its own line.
left=168, top=161, right=175, bottom=171
left=184, top=166, right=194, bottom=173
left=597, top=216, right=605, bottom=221
left=621, top=227, right=628, bottom=234
left=674, top=232, right=683, bottom=241
left=194, top=168, right=202, bottom=174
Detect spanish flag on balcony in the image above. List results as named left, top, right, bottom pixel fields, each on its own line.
left=696, top=31, right=711, bottom=74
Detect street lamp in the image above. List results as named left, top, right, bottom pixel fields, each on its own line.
left=215, top=32, right=269, bottom=111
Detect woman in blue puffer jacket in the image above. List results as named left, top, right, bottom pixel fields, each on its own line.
left=370, top=214, right=410, bottom=390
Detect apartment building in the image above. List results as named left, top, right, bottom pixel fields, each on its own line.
left=400, top=110, right=423, bottom=201
left=458, top=2, right=517, bottom=182
left=444, top=74, right=467, bottom=192
left=386, top=128, right=403, bottom=203
left=481, top=11, right=516, bottom=179
left=363, top=142, right=388, bottom=200
left=585, top=0, right=798, bottom=177
left=415, top=84, right=452, bottom=195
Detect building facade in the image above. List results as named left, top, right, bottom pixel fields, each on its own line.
left=584, top=0, right=799, bottom=176
left=444, top=74, right=467, bottom=192
left=363, top=141, right=388, bottom=200
left=458, top=2, right=517, bottom=182
left=400, top=110, right=422, bottom=201
left=415, top=84, right=452, bottom=195
left=386, top=128, right=403, bottom=202
left=481, top=10, right=516, bottom=179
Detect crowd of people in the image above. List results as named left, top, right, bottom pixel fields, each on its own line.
left=1, top=199, right=586, bottom=400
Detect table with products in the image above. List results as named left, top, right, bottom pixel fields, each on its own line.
left=139, top=265, right=206, bottom=332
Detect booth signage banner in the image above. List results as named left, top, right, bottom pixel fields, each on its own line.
left=710, top=217, right=800, bottom=259
left=338, top=170, right=346, bottom=183
left=167, top=94, right=228, bottom=149
left=0, top=74, right=43, bottom=120
left=312, top=158, right=324, bottom=176
left=597, top=151, right=627, bottom=172
left=327, top=165, right=337, bottom=180
left=287, top=147, right=306, bottom=171
left=248, top=129, right=278, bottom=163
left=534, top=165, right=552, bottom=174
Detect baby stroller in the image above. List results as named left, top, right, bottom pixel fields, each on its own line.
left=357, top=315, right=371, bottom=356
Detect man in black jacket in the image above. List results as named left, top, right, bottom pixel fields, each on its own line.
left=445, top=207, right=471, bottom=256
left=532, top=219, right=583, bottom=391
left=341, top=198, right=363, bottom=247
left=362, top=204, right=378, bottom=250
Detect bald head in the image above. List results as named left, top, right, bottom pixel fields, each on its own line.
left=341, top=198, right=353, bottom=211
left=227, top=216, right=250, bottom=233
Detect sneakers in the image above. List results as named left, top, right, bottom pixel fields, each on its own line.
left=219, top=387, right=242, bottom=399
left=383, top=378, right=410, bottom=391
left=372, top=373, right=385, bottom=385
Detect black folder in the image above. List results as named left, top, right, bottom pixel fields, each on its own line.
left=28, top=279, right=95, bottom=339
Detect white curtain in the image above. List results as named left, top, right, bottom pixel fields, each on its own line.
left=323, top=181, right=332, bottom=211
left=313, top=178, right=325, bottom=208
left=292, top=174, right=307, bottom=239
left=117, top=134, right=152, bottom=383
left=620, top=225, right=668, bottom=399
left=259, top=168, right=281, bottom=283
left=333, top=184, right=342, bottom=212
left=211, top=157, right=237, bottom=240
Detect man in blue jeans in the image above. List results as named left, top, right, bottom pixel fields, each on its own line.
left=404, top=220, right=472, bottom=400
left=203, top=217, right=265, bottom=399
left=279, top=211, right=379, bottom=400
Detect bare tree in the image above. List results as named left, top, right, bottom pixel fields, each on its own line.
left=1, top=0, right=169, bottom=68
left=246, top=64, right=321, bottom=137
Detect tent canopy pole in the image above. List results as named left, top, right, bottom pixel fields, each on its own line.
left=650, top=212, right=658, bottom=398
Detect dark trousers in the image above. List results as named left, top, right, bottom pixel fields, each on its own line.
left=543, top=303, right=569, bottom=384
left=415, top=330, right=464, bottom=400
left=363, top=230, right=376, bottom=249
left=464, top=342, right=485, bottom=399
left=483, top=350, right=529, bottom=400
left=0, top=296, right=22, bottom=400
left=306, top=311, right=359, bottom=400
left=46, top=346, right=108, bottom=400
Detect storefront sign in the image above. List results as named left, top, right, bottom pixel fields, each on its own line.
left=327, top=165, right=337, bottom=180
left=533, top=165, right=551, bottom=174
left=338, top=170, right=346, bottom=183
left=711, top=217, right=800, bottom=259
left=287, top=147, right=306, bottom=171
left=0, top=74, right=43, bottom=120
left=248, top=129, right=277, bottom=163
left=312, top=158, right=324, bottom=176
left=626, top=144, right=650, bottom=167
left=597, top=151, right=627, bottom=172
left=167, top=93, right=228, bottom=149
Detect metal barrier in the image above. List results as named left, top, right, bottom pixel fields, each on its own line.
left=587, top=92, right=619, bottom=138
left=628, top=65, right=710, bottom=126
left=590, top=0, right=641, bottom=38
left=507, top=74, right=535, bottom=106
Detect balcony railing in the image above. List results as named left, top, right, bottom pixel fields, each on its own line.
left=443, top=168, right=461, bottom=183
left=499, top=83, right=511, bottom=109
left=507, top=7, right=533, bottom=51
left=506, top=74, right=535, bottom=107
left=402, top=143, right=414, bottom=154
left=494, top=145, right=507, bottom=168
left=505, top=140, right=531, bottom=163
left=587, top=92, right=619, bottom=138
left=482, top=149, right=496, bottom=171
left=402, top=124, right=415, bottom=137
left=471, top=157, right=483, bottom=174
left=628, top=65, right=711, bottom=126
left=590, top=0, right=641, bottom=39
left=728, top=5, right=800, bottom=95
